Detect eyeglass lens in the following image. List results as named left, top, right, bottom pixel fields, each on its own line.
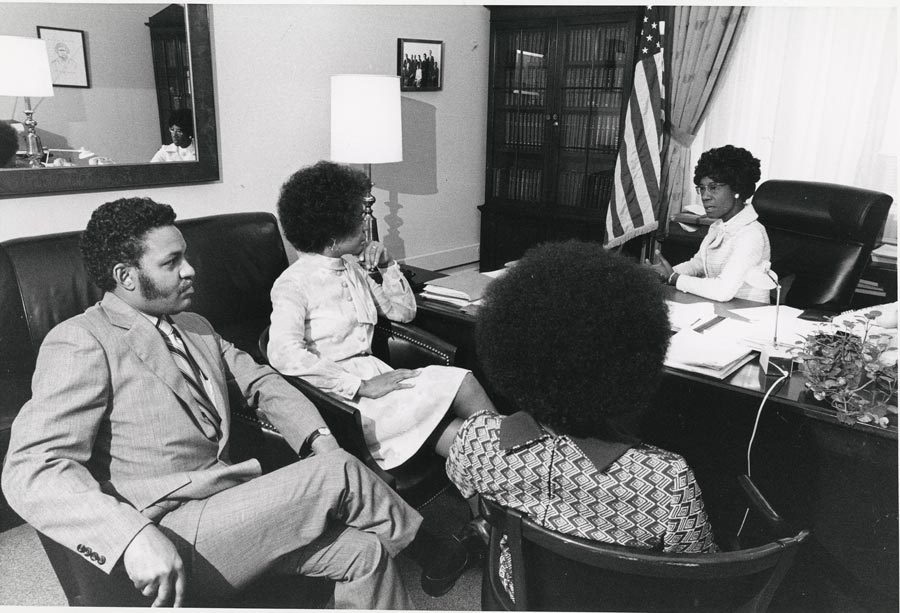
left=695, top=183, right=724, bottom=195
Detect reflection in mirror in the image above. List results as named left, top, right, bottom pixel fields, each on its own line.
left=0, top=3, right=217, bottom=196
left=1, top=3, right=193, bottom=167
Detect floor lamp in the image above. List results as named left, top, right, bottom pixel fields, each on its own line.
left=0, top=36, right=55, bottom=168
left=330, top=74, right=403, bottom=275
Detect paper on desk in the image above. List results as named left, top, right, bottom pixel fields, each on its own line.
left=665, top=328, right=755, bottom=378
left=727, top=304, right=804, bottom=323
left=701, top=316, right=818, bottom=353
left=665, top=300, right=717, bottom=331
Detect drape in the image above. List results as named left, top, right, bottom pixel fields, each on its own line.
left=658, top=6, right=750, bottom=226
left=693, top=6, right=898, bottom=243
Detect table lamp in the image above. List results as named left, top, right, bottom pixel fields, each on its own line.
left=330, top=74, right=403, bottom=274
left=0, top=36, right=55, bottom=168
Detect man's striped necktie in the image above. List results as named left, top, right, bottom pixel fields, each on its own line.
left=156, top=317, right=222, bottom=440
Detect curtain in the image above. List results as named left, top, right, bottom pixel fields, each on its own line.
left=692, top=6, right=898, bottom=242
left=659, top=6, right=750, bottom=226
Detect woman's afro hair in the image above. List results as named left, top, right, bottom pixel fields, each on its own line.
left=693, top=145, right=761, bottom=198
left=475, top=240, right=671, bottom=441
left=277, top=161, right=369, bottom=253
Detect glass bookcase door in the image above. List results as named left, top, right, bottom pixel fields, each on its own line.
left=488, top=27, right=552, bottom=204
left=554, top=21, right=631, bottom=210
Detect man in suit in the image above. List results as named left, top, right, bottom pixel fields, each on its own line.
left=1, top=198, right=422, bottom=608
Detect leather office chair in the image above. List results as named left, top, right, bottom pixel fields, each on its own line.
left=254, top=317, right=456, bottom=507
left=480, top=475, right=810, bottom=612
left=753, top=180, right=892, bottom=311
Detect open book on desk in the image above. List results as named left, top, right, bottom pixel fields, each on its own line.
left=664, top=328, right=756, bottom=379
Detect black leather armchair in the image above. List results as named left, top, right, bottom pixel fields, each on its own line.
left=753, top=179, right=892, bottom=311
left=0, top=212, right=334, bottom=606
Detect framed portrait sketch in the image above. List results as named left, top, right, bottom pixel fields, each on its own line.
left=397, top=38, right=443, bottom=92
left=37, top=26, right=90, bottom=88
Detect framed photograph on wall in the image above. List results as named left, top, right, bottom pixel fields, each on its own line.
left=37, top=26, right=90, bottom=88
left=397, top=38, right=443, bottom=92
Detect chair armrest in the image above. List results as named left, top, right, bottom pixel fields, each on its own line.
left=738, top=474, right=796, bottom=539
left=231, top=376, right=396, bottom=489
left=372, top=317, right=457, bottom=368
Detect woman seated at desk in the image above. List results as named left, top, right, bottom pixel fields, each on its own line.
left=268, top=160, right=496, bottom=595
left=447, top=240, right=718, bottom=603
left=650, top=145, right=771, bottom=302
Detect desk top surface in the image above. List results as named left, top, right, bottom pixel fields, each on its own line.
left=405, top=264, right=897, bottom=440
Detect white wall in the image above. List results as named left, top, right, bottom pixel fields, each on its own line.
left=0, top=4, right=491, bottom=270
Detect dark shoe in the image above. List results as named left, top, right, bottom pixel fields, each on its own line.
left=457, top=516, right=490, bottom=549
left=420, top=534, right=473, bottom=597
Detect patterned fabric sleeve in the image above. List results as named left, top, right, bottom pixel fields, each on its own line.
left=663, top=458, right=718, bottom=553
left=444, top=412, right=486, bottom=499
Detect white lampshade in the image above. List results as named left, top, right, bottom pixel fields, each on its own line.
left=330, top=74, right=402, bottom=164
left=0, top=36, right=54, bottom=98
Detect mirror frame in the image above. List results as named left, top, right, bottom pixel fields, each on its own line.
left=0, top=4, right=218, bottom=198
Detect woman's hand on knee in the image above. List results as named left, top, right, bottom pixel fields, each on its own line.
left=358, top=369, right=420, bottom=399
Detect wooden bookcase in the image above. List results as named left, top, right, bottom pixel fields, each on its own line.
left=147, top=4, right=192, bottom=145
left=479, top=6, right=641, bottom=270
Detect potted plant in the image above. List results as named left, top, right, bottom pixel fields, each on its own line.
left=795, top=310, right=898, bottom=428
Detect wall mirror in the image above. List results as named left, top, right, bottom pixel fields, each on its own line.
left=0, top=3, right=218, bottom=198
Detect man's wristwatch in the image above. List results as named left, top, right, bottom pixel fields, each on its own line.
left=298, top=427, right=332, bottom=459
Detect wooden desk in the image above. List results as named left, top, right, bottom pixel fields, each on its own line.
left=406, top=265, right=898, bottom=611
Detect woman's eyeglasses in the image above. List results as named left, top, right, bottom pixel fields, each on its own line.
left=695, top=182, right=726, bottom=196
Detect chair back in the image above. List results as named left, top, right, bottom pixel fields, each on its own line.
left=753, top=180, right=892, bottom=311
left=480, top=487, right=810, bottom=612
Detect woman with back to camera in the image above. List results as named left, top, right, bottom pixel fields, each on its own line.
left=150, top=108, right=195, bottom=163
left=649, top=145, right=771, bottom=302
left=446, top=240, right=718, bottom=603
left=268, top=160, right=496, bottom=595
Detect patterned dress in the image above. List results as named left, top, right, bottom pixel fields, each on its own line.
left=673, top=204, right=771, bottom=303
left=447, top=411, right=718, bottom=601
left=268, top=253, right=468, bottom=469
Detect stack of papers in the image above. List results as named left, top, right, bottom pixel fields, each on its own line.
left=421, top=270, right=497, bottom=307
left=665, top=328, right=756, bottom=379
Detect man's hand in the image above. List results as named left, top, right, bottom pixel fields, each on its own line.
left=358, top=369, right=419, bottom=399
left=123, top=524, right=186, bottom=607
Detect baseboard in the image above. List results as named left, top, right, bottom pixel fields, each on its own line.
left=402, top=243, right=480, bottom=272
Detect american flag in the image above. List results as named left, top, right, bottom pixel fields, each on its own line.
left=604, top=5, right=665, bottom=249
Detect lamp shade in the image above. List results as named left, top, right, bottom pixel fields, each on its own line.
left=0, top=36, right=54, bottom=97
left=331, top=74, right=402, bottom=164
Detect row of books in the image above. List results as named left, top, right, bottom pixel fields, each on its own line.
left=564, top=65, right=625, bottom=90
left=565, top=26, right=628, bottom=63
left=562, top=87, right=623, bottom=110
left=556, top=171, right=613, bottom=209
left=500, top=89, right=546, bottom=107
left=502, top=112, right=547, bottom=147
left=498, top=65, right=547, bottom=91
left=560, top=113, right=620, bottom=150
left=491, top=167, right=543, bottom=202
left=497, top=32, right=548, bottom=65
